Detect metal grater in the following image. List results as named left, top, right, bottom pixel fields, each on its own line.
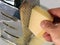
left=0, top=0, right=54, bottom=45
left=20, top=0, right=40, bottom=45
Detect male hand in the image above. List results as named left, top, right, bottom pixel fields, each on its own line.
left=41, top=8, right=60, bottom=45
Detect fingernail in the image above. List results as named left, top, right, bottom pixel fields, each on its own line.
left=40, top=20, right=52, bottom=28
left=40, top=20, right=48, bottom=28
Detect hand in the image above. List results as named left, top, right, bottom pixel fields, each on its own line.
left=41, top=8, right=60, bottom=45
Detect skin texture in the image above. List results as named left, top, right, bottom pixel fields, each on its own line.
left=40, top=8, right=60, bottom=45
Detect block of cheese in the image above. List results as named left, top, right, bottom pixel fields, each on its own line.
left=29, top=6, right=53, bottom=38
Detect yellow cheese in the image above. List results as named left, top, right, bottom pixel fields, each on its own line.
left=29, top=6, right=53, bottom=38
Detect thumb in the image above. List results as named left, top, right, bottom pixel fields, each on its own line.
left=40, top=20, right=55, bottom=34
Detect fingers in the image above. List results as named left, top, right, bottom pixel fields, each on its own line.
left=43, top=32, right=52, bottom=42
left=40, top=20, right=55, bottom=42
left=48, top=8, right=60, bottom=18
left=40, top=20, right=56, bottom=34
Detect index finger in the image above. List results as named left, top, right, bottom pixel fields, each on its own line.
left=48, top=8, right=60, bottom=18
left=48, top=8, right=60, bottom=23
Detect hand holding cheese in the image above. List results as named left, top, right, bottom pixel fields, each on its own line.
left=29, top=6, right=53, bottom=38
